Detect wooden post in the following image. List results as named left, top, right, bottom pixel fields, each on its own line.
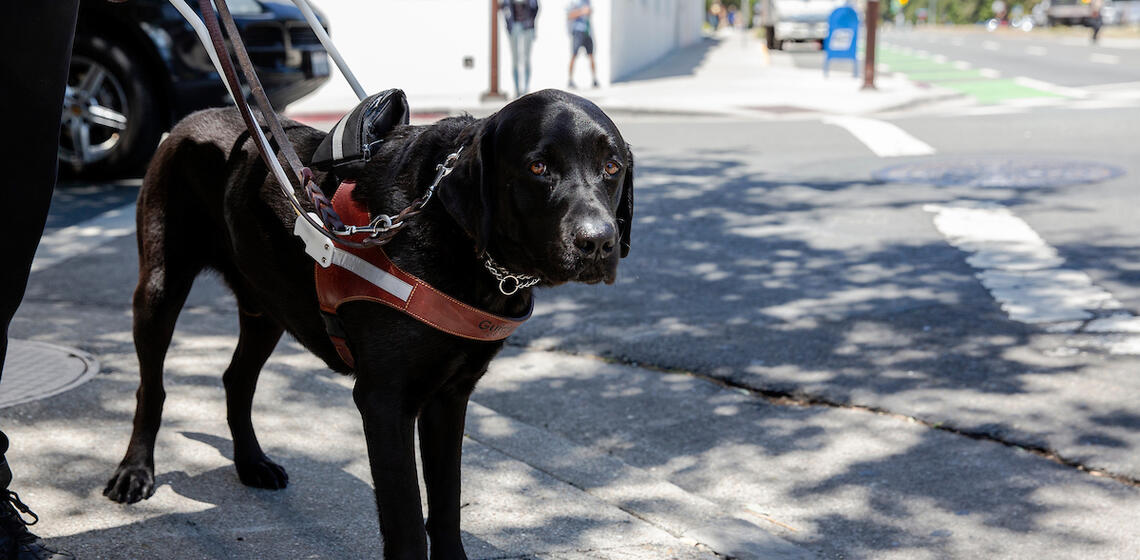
left=862, top=0, right=879, bottom=90
left=482, top=0, right=506, bottom=101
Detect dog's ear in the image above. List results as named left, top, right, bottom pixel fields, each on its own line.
left=617, top=148, right=634, bottom=258
left=439, top=118, right=498, bottom=256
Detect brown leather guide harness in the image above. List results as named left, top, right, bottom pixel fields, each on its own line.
left=180, top=0, right=532, bottom=369
left=314, top=182, right=531, bottom=369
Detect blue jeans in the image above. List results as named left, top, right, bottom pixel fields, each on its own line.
left=508, top=27, right=535, bottom=96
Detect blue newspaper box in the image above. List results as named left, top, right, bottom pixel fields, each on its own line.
left=824, top=6, right=859, bottom=77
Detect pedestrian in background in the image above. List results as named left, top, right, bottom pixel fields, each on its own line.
left=1089, top=0, right=1104, bottom=43
left=501, top=0, right=539, bottom=97
left=0, top=0, right=82, bottom=557
left=566, top=0, right=598, bottom=89
left=709, top=2, right=725, bottom=30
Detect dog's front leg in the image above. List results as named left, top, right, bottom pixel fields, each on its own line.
left=418, top=374, right=481, bottom=560
left=353, top=377, right=429, bottom=560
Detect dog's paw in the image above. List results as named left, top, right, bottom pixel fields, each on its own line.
left=103, top=464, right=156, bottom=504
left=235, top=455, right=289, bottom=490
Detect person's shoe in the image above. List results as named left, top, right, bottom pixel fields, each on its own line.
left=592, top=79, right=600, bottom=88
left=568, top=80, right=577, bottom=89
left=0, top=491, right=74, bottom=560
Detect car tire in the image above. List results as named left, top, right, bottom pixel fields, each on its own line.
left=61, top=34, right=162, bottom=179
left=765, top=26, right=777, bottom=50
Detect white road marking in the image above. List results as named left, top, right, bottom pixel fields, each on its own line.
left=932, top=54, right=949, bottom=64
left=822, top=116, right=935, bottom=157
left=1013, top=77, right=1090, bottom=98
left=1025, top=45, right=1048, bottom=56
left=982, top=41, right=1001, bottom=51
left=950, top=38, right=965, bottom=46
left=979, top=68, right=1001, bottom=78
left=1071, top=99, right=1140, bottom=110
left=1090, top=53, right=1121, bottom=65
left=31, top=203, right=137, bottom=273
left=925, top=203, right=1140, bottom=353
left=1005, top=97, right=1067, bottom=107
left=1085, top=80, right=1140, bottom=92
left=957, top=105, right=1031, bottom=116
left=953, top=61, right=972, bottom=70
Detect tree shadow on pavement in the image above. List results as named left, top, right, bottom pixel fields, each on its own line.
left=472, top=348, right=1139, bottom=559
left=616, top=37, right=720, bottom=83
left=482, top=144, right=1140, bottom=556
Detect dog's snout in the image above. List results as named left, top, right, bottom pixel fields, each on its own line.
left=573, top=221, right=617, bottom=259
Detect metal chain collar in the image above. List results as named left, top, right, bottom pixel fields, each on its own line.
left=336, top=147, right=464, bottom=243
left=327, top=145, right=536, bottom=296
left=483, top=255, right=541, bottom=296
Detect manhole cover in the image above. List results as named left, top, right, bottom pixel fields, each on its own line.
left=873, top=157, right=1124, bottom=188
left=1, top=340, right=99, bottom=408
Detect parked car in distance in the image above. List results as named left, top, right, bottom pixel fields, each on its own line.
left=1045, top=0, right=1098, bottom=26
left=758, top=0, right=847, bottom=50
left=63, top=0, right=331, bottom=178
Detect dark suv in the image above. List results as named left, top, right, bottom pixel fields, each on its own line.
left=64, top=0, right=331, bottom=178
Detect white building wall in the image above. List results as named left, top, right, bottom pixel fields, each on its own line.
left=288, top=0, right=703, bottom=114
left=609, top=0, right=705, bottom=80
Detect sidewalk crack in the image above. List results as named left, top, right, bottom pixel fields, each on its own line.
left=510, top=342, right=1140, bottom=489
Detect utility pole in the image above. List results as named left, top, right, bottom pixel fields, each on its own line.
left=481, top=0, right=506, bottom=101
left=862, top=0, right=879, bottom=90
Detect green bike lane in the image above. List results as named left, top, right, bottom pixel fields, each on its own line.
left=876, top=44, right=1065, bottom=104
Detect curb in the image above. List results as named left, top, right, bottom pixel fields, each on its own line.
left=871, top=87, right=969, bottom=115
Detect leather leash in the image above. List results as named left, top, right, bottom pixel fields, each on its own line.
left=195, top=0, right=427, bottom=248
left=170, top=0, right=537, bottom=362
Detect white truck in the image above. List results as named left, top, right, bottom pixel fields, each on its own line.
left=759, top=0, right=848, bottom=50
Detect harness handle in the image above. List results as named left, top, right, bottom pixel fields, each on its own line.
left=175, top=0, right=436, bottom=249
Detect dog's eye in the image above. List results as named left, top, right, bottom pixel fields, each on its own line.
left=604, top=161, right=621, bottom=176
left=530, top=161, right=547, bottom=175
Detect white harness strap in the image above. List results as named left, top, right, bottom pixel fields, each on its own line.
left=294, top=212, right=413, bottom=302
left=330, top=117, right=348, bottom=162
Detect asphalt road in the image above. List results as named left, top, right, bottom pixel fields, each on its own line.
left=522, top=101, right=1140, bottom=475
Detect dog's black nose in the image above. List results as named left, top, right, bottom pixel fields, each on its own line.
left=573, top=221, right=617, bottom=259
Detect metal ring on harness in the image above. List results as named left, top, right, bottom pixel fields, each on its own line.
left=498, top=276, right=521, bottom=296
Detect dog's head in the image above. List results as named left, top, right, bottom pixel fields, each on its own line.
left=439, top=89, right=633, bottom=286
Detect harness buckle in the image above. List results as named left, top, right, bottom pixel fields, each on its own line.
left=294, top=212, right=336, bottom=268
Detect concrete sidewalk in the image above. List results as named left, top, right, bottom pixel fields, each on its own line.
left=3, top=251, right=808, bottom=559
left=287, top=31, right=956, bottom=124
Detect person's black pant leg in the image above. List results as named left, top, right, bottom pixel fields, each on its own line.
left=0, top=0, right=81, bottom=482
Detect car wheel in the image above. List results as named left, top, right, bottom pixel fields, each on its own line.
left=765, top=26, right=777, bottom=50
left=61, top=35, right=162, bottom=179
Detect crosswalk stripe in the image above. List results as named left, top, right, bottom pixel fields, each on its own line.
left=822, top=116, right=935, bottom=157
left=1090, top=53, right=1121, bottom=65
left=1013, top=77, right=1090, bottom=98
left=925, top=203, right=1140, bottom=353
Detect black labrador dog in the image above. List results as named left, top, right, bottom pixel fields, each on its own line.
left=103, top=89, right=632, bottom=558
